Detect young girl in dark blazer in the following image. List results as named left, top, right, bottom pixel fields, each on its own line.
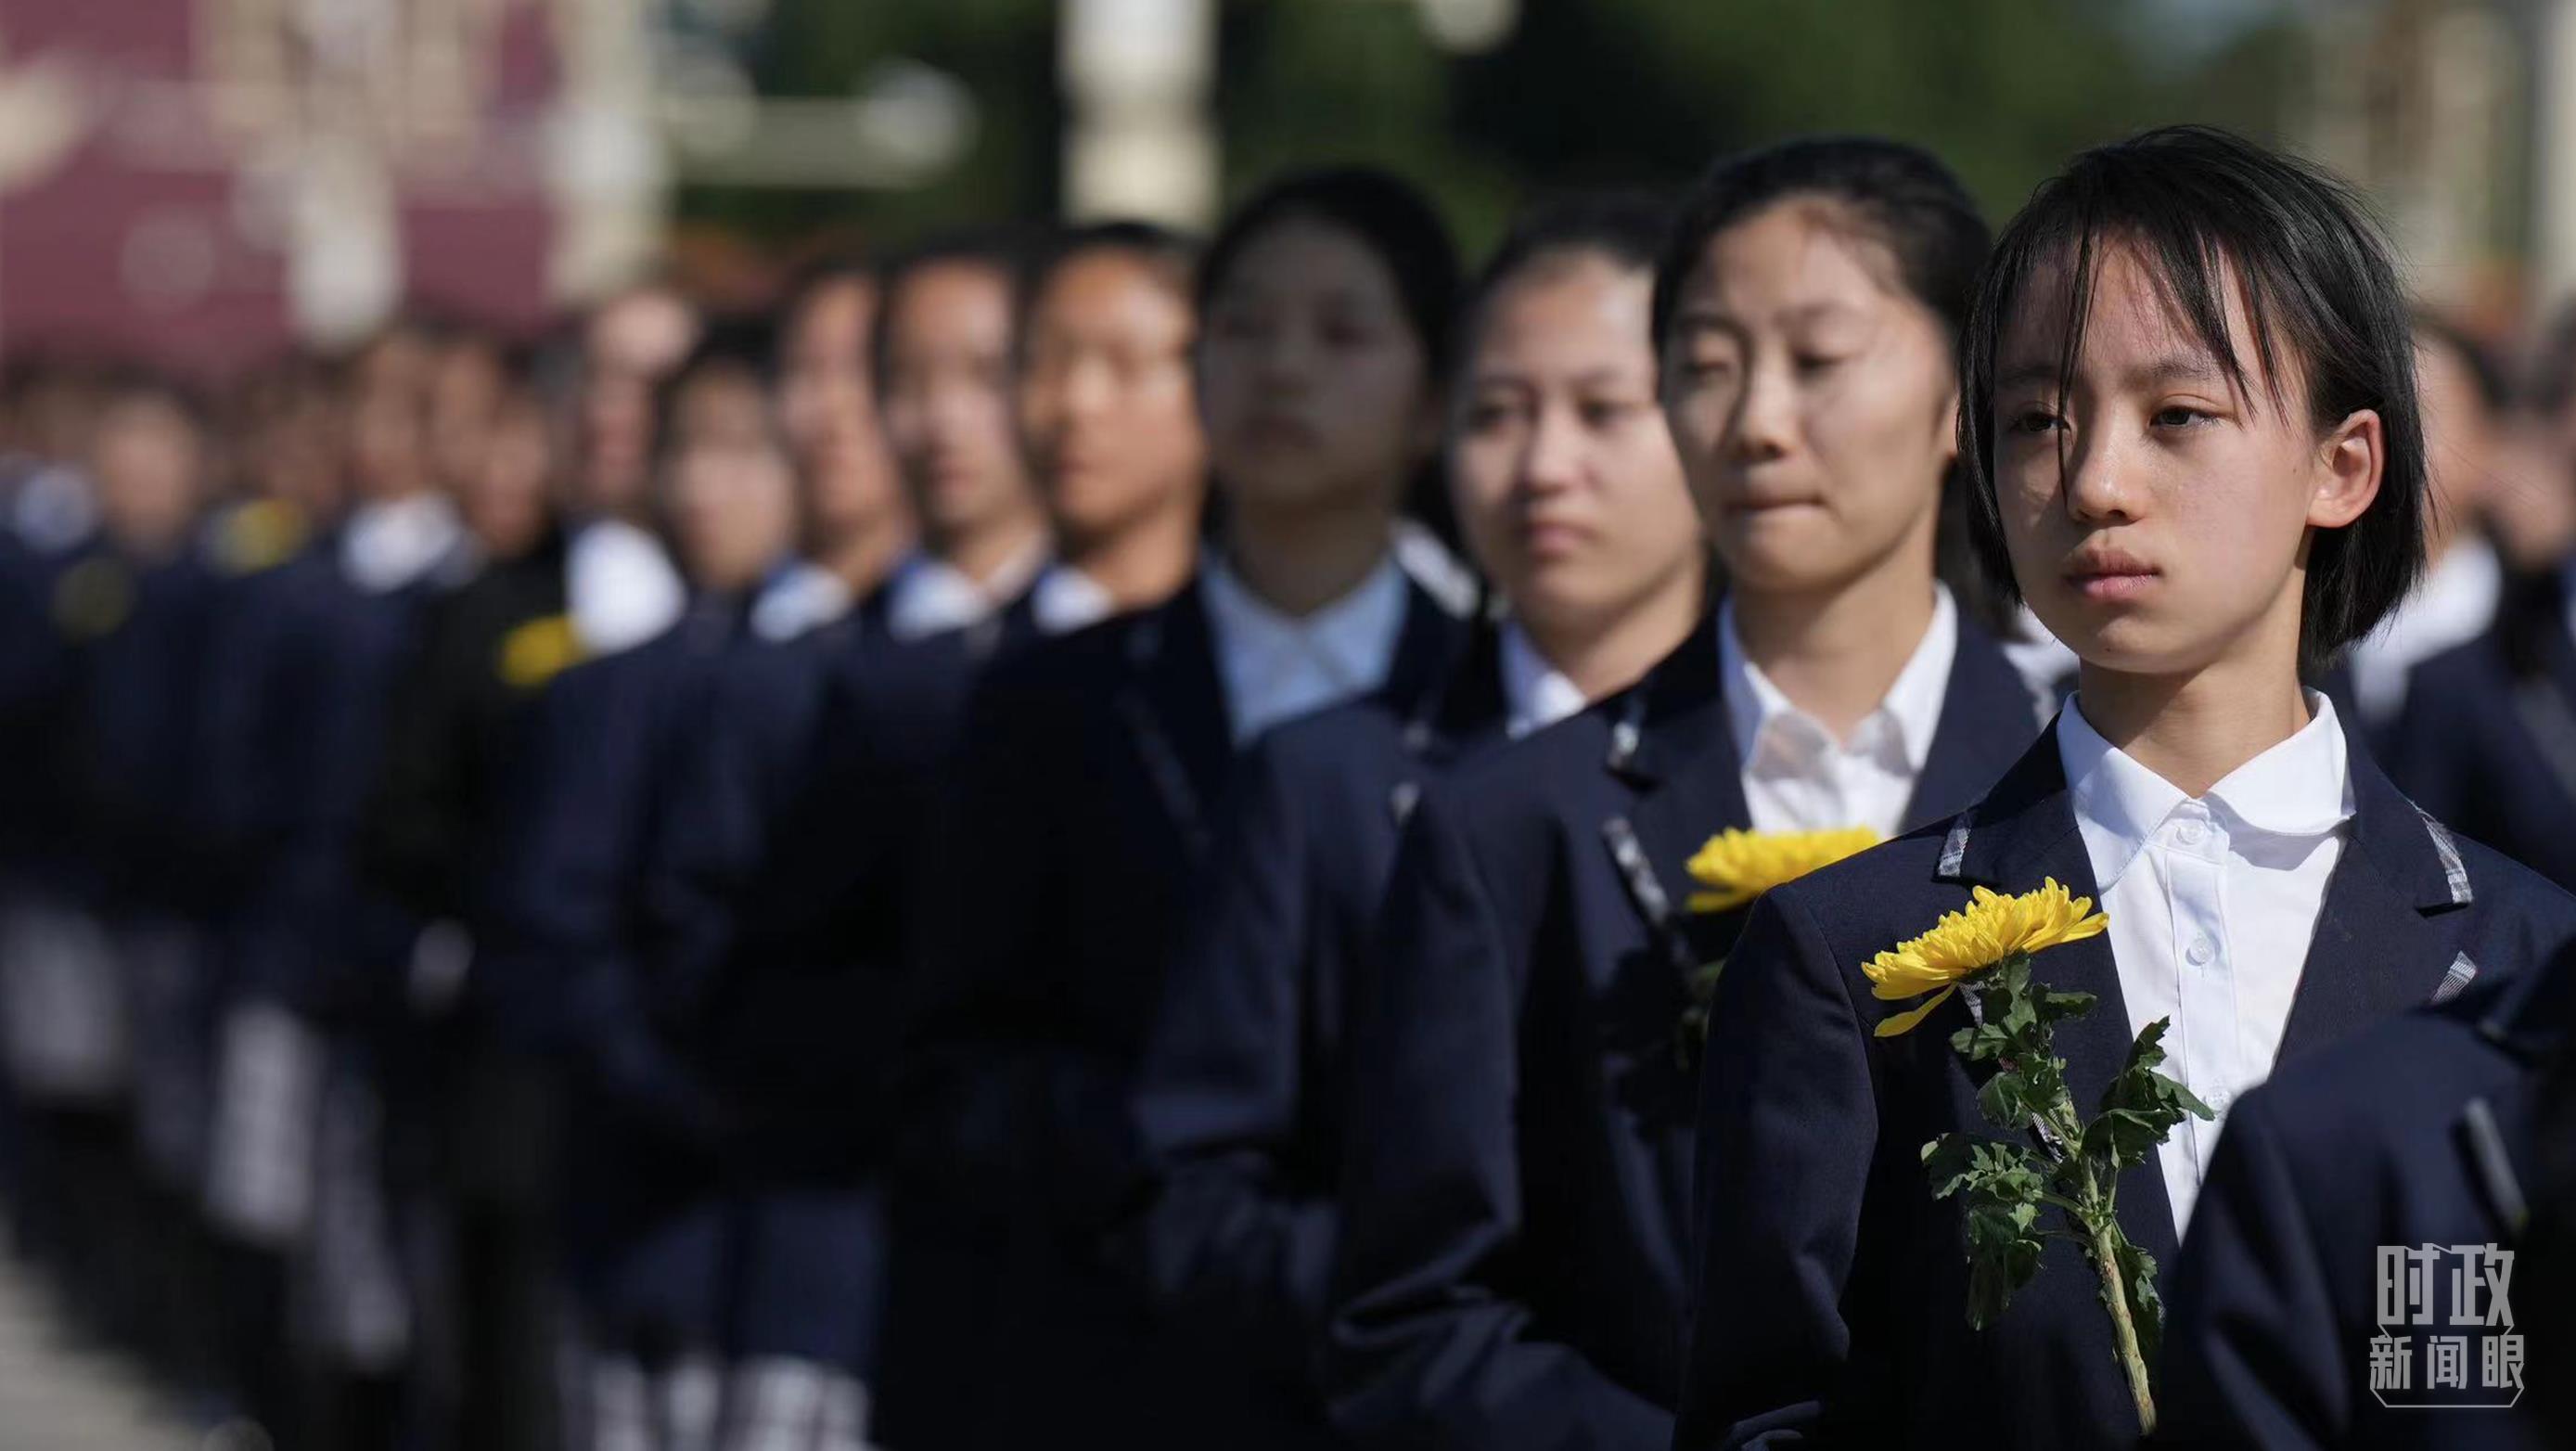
left=1325, top=138, right=2044, bottom=1451
left=1676, top=126, right=2576, bottom=1451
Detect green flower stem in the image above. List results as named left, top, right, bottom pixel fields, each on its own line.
left=2073, top=1148, right=2157, bottom=1434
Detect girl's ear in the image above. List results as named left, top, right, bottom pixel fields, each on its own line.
left=2308, top=408, right=2383, bottom=530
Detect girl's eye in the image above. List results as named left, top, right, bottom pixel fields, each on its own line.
left=1793, top=353, right=1848, bottom=377
left=2008, top=409, right=2063, bottom=436
left=1580, top=400, right=1643, bottom=430
left=2151, top=404, right=2210, bottom=429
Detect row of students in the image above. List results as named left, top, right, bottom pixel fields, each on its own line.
left=7, top=128, right=2574, bottom=1451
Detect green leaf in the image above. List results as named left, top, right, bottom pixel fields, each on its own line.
left=1924, top=1133, right=2052, bottom=1329
left=2035, top=986, right=2098, bottom=1023
left=2090, top=1018, right=2215, bottom=1173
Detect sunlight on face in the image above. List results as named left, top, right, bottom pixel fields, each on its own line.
left=1660, top=199, right=1956, bottom=599
left=1990, top=239, right=2381, bottom=679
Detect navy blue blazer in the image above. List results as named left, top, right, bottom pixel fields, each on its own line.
left=222, top=542, right=458, bottom=1020
left=476, top=598, right=748, bottom=1129
left=641, top=612, right=979, bottom=1178
left=2157, top=943, right=2575, bottom=1450
left=899, top=571, right=1465, bottom=1450
left=1116, top=618, right=1511, bottom=1403
left=1675, top=725, right=2576, bottom=1451
left=1326, top=611, right=2039, bottom=1451
left=2387, top=598, right=2576, bottom=893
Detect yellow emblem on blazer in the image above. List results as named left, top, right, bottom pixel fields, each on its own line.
left=52, top=556, right=134, bottom=640
left=497, top=613, right=586, bottom=689
left=212, top=499, right=310, bottom=576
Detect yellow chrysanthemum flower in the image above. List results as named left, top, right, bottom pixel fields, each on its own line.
left=1685, top=827, right=1880, bottom=914
left=1863, top=878, right=2108, bottom=1038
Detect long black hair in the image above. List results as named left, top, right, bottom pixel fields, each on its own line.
left=1652, top=136, right=2006, bottom=633
left=1956, top=125, right=2428, bottom=677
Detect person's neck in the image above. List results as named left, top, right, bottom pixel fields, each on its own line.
left=817, top=514, right=915, bottom=599
left=2073, top=614, right=2312, bottom=799
left=1731, top=552, right=1938, bottom=741
left=1524, top=558, right=1708, bottom=703
left=1221, top=494, right=1396, bottom=618
left=930, top=507, right=1044, bottom=591
left=1059, top=493, right=1202, bottom=612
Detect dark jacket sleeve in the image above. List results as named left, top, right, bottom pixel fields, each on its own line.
left=2152, top=1087, right=2345, bottom=1451
left=1118, top=734, right=1335, bottom=1387
left=1326, top=786, right=1669, bottom=1451
left=1672, top=884, right=1878, bottom=1450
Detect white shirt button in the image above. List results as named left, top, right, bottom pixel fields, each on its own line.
left=2186, top=935, right=2216, bottom=967
left=2204, top=1086, right=2234, bottom=1115
left=2175, top=819, right=2207, bottom=846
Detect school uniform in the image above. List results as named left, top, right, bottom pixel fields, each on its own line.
left=1325, top=592, right=2038, bottom=1451
left=1673, top=697, right=2576, bottom=1451
left=639, top=571, right=994, bottom=1451
left=898, top=554, right=1467, bottom=1450
left=2388, top=566, right=2576, bottom=893
left=1112, top=615, right=1527, bottom=1415
left=2156, top=943, right=2573, bottom=1450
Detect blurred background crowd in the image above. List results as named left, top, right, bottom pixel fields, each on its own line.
left=6, top=1, right=2576, bottom=1449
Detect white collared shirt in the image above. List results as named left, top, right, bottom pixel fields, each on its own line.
left=1200, top=551, right=1411, bottom=744
left=342, top=494, right=467, bottom=596
left=1499, top=623, right=1587, bottom=739
left=881, top=538, right=1048, bottom=643
left=2057, top=691, right=2355, bottom=1238
left=750, top=560, right=855, bottom=643
left=1720, top=585, right=1958, bottom=839
left=1029, top=563, right=1117, bottom=637
left=2350, top=536, right=2500, bottom=726
left=567, top=517, right=686, bottom=656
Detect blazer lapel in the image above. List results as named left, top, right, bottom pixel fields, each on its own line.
left=2277, top=744, right=2479, bottom=1056
left=1903, top=614, right=2050, bottom=832
left=1937, top=728, right=2180, bottom=1265
left=1114, top=581, right=1232, bottom=862
left=1602, top=614, right=1752, bottom=969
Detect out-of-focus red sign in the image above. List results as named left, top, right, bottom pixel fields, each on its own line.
left=0, top=0, right=562, bottom=376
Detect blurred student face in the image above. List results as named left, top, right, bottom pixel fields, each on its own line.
left=779, top=276, right=905, bottom=548
left=579, top=288, right=699, bottom=519
left=1453, top=252, right=1700, bottom=640
left=663, top=369, right=797, bottom=594
left=91, top=396, right=205, bottom=557
left=456, top=392, right=553, bottom=561
left=1198, top=217, right=1438, bottom=519
left=1989, top=240, right=2380, bottom=678
left=2416, top=334, right=2493, bottom=542
left=428, top=340, right=506, bottom=494
left=878, top=261, right=1033, bottom=544
left=1660, top=200, right=1954, bottom=600
left=1019, top=249, right=1204, bottom=550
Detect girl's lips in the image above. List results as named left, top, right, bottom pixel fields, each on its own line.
left=2069, top=570, right=2158, bottom=603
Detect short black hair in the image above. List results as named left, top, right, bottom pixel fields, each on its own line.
left=653, top=316, right=778, bottom=460
left=1956, top=124, right=2426, bottom=674
left=1651, top=136, right=2005, bottom=631
left=871, top=225, right=1044, bottom=382
left=1018, top=220, right=1198, bottom=328
left=1197, top=167, right=1463, bottom=385
left=1462, top=189, right=1672, bottom=354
